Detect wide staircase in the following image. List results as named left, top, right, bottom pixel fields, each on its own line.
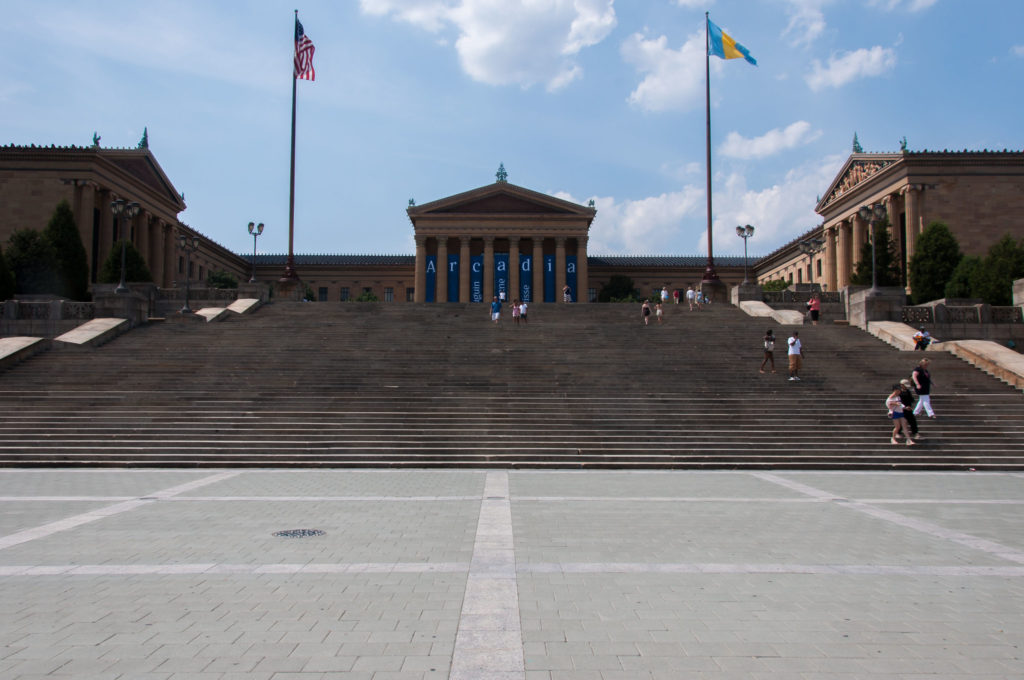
left=0, top=301, right=1022, bottom=469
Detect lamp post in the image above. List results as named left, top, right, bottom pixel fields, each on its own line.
left=247, top=222, right=264, bottom=283
left=109, top=199, right=141, bottom=294
left=735, top=224, right=755, bottom=284
left=858, top=203, right=887, bottom=295
left=178, top=232, right=200, bottom=313
left=798, top=236, right=825, bottom=286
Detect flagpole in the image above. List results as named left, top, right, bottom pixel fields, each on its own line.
left=703, top=12, right=718, bottom=282
left=282, top=9, right=299, bottom=282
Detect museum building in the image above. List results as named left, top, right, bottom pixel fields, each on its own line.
left=3, top=142, right=1021, bottom=303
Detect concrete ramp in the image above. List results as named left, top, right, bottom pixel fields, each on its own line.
left=195, top=307, right=230, bottom=322
left=945, top=340, right=1024, bottom=392
left=54, top=318, right=129, bottom=349
left=739, top=300, right=804, bottom=325
left=227, top=298, right=261, bottom=315
left=0, top=336, right=48, bottom=370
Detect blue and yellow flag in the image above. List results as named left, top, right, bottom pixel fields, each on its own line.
left=707, top=18, right=757, bottom=66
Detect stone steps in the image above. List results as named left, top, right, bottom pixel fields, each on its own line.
left=0, top=301, right=1021, bottom=468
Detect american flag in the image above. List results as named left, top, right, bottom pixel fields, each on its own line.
left=294, top=18, right=315, bottom=81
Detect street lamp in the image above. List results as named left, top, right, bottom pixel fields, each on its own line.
left=109, top=199, right=141, bottom=294
left=858, top=203, right=887, bottom=295
left=798, top=236, right=825, bottom=285
left=735, top=224, right=755, bottom=284
left=178, top=232, right=200, bottom=313
left=247, top=222, right=264, bottom=283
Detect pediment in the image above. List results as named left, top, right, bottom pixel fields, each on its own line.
left=816, top=153, right=902, bottom=213
left=409, top=182, right=594, bottom=218
left=104, top=150, right=186, bottom=210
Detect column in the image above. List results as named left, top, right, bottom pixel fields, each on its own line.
left=78, top=184, right=96, bottom=282
left=436, top=235, right=448, bottom=303
left=836, top=219, right=851, bottom=290
left=903, top=185, right=920, bottom=265
left=151, top=220, right=165, bottom=288
left=555, top=237, right=566, bottom=304
left=851, top=212, right=866, bottom=276
left=163, top=223, right=176, bottom=288
left=483, top=237, right=495, bottom=302
left=98, top=190, right=114, bottom=268
left=414, top=235, right=427, bottom=302
left=508, top=235, right=519, bottom=302
left=532, top=238, right=544, bottom=301
left=824, top=225, right=837, bottom=292
left=138, top=213, right=151, bottom=276
left=459, top=236, right=471, bottom=303
left=576, top=235, right=589, bottom=303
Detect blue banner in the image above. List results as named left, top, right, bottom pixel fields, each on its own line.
left=447, top=253, right=460, bottom=302
left=425, top=255, right=436, bottom=303
left=566, top=255, right=577, bottom=303
left=470, top=255, right=483, bottom=302
left=494, top=253, right=509, bottom=301
left=543, top=255, right=555, bottom=303
left=519, top=254, right=532, bottom=302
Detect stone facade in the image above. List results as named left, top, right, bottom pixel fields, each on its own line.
left=0, top=144, right=247, bottom=289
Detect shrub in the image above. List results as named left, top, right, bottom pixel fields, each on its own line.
left=6, top=229, right=58, bottom=295
left=97, top=240, right=153, bottom=284
left=0, top=244, right=14, bottom=301
left=43, top=200, right=90, bottom=300
left=761, top=279, right=789, bottom=292
left=598, top=275, right=638, bottom=302
left=207, top=270, right=239, bottom=289
left=908, top=221, right=961, bottom=304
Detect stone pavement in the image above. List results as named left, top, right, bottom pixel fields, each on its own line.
left=0, top=469, right=1022, bottom=679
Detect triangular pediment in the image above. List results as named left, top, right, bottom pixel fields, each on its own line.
left=409, top=182, right=594, bottom=218
left=816, top=153, right=902, bottom=213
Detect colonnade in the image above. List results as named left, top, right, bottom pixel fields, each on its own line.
left=413, top=234, right=588, bottom=303
left=819, top=184, right=925, bottom=292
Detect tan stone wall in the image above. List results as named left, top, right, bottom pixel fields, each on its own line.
left=920, top=175, right=1024, bottom=255
left=0, top=174, right=77, bottom=242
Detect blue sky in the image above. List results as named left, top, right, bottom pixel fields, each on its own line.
left=2, top=0, right=1022, bottom=259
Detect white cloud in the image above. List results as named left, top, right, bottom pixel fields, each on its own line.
left=552, top=153, right=844, bottom=256
left=622, top=29, right=706, bottom=113
left=868, top=0, right=938, bottom=11
left=675, top=0, right=710, bottom=7
left=782, top=0, right=829, bottom=47
left=1012, top=45, right=1024, bottom=57
left=360, top=0, right=616, bottom=91
left=719, top=121, right=822, bottom=160
left=805, top=45, right=897, bottom=91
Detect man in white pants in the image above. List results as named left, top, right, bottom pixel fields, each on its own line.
left=912, top=358, right=936, bottom=418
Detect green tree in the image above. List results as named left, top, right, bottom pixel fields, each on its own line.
left=6, top=229, right=58, bottom=295
left=355, top=289, right=379, bottom=302
left=207, top=270, right=239, bottom=289
left=0, top=244, right=14, bottom=301
left=97, top=240, right=153, bottom=284
left=43, top=200, right=90, bottom=300
left=971, top=235, right=1024, bottom=306
left=597, top=274, right=639, bottom=302
left=850, top=221, right=903, bottom=287
left=908, top=221, right=961, bottom=304
left=945, top=255, right=981, bottom=299
left=762, top=279, right=789, bottom=292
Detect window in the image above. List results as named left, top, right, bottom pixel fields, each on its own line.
left=188, top=261, right=195, bottom=279
left=384, top=287, right=394, bottom=302
left=816, top=259, right=822, bottom=277
left=340, top=287, right=350, bottom=301
left=406, top=287, right=415, bottom=302
left=198, top=266, right=204, bottom=281
left=318, top=287, right=328, bottom=302
left=797, top=269, right=802, bottom=283
left=588, top=288, right=597, bottom=303
left=178, top=256, right=184, bottom=274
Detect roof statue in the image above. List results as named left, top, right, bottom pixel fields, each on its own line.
left=852, top=132, right=863, bottom=153
left=138, top=127, right=149, bottom=149
left=92, top=132, right=100, bottom=147
left=408, top=198, right=415, bottom=207
left=899, top=136, right=908, bottom=152
left=496, top=162, right=508, bottom=183
left=588, top=199, right=595, bottom=207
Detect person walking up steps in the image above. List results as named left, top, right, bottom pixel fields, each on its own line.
left=787, top=331, right=803, bottom=381
left=760, top=329, right=776, bottom=373
left=641, top=300, right=652, bottom=325
left=886, top=383, right=917, bottom=446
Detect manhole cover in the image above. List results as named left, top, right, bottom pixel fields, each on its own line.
left=273, top=529, right=325, bottom=538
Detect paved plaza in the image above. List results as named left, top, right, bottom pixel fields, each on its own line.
left=0, top=469, right=1022, bottom=679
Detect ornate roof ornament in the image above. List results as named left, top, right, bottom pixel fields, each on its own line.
left=852, top=132, right=863, bottom=153
left=495, top=162, right=508, bottom=183
left=138, top=127, right=149, bottom=149
left=899, top=136, right=908, bottom=152
left=92, top=132, right=101, bottom=147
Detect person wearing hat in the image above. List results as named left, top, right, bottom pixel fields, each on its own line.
left=898, top=378, right=920, bottom=438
